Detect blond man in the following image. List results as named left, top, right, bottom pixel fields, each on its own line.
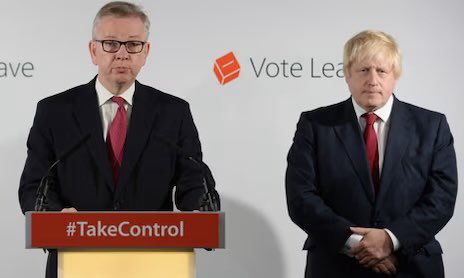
left=286, top=30, right=457, bottom=277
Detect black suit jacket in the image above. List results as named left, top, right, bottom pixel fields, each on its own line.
left=19, top=77, right=206, bottom=277
left=286, top=97, right=457, bottom=278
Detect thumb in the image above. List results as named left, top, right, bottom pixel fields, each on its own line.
left=350, top=226, right=370, bottom=235
left=61, top=207, right=78, bottom=213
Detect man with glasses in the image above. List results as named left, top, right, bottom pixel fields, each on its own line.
left=19, top=2, right=214, bottom=277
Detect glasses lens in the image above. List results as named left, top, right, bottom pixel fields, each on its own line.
left=126, top=41, right=144, bottom=53
left=102, top=41, right=121, bottom=53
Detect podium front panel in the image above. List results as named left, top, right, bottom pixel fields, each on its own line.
left=58, top=248, right=195, bottom=278
left=26, top=211, right=225, bottom=249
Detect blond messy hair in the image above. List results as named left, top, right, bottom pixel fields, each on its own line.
left=343, top=30, right=402, bottom=79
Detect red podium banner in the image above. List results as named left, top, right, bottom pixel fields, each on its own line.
left=26, top=211, right=224, bottom=249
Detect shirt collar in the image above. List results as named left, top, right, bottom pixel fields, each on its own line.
left=95, top=77, right=135, bottom=106
left=351, top=94, right=394, bottom=123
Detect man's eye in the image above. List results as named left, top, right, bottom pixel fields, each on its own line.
left=127, top=42, right=140, bottom=48
left=105, top=41, right=119, bottom=48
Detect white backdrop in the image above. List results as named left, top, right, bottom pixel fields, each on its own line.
left=1, top=1, right=463, bottom=277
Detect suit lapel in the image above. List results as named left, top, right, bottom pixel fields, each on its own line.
left=116, top=81, right=160, bottom=192
left=72, top=77, right=115, bottom=192
left=376, top=98, right=410, bottom=208
left=333, top=99, right=375, bottom=204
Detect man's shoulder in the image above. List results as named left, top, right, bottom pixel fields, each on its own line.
left=395, top=98, right=446, bottom=121
left=300, top=99, right=351, bottom=122
left=136, top=81, right=189, bottom=108
left=37, top=81, right=92, bottom=107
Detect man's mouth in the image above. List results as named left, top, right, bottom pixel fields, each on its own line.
left=114, top=67, right=129, bottom=73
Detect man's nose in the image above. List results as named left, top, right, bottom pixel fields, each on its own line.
left=367, top=70, right=378, bottom=86
left=115, top=44, right=130, bottom=60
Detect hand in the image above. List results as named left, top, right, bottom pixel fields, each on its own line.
left=349, top=227, right=393, bottom=267
left=372, top=254, right=399, bottom=276
left=61, top=207, right=77, bottom=212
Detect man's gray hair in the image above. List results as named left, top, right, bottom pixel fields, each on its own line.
left=92, top=1, right=150, bottom=40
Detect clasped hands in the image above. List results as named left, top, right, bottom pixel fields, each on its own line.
left=349, top=227, right=398, bottom=276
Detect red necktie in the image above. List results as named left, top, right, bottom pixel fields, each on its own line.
left=363, top=113, right=380, bottom=193
left=107, top=96, right=127, bottom=183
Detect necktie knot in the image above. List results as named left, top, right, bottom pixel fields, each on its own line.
left=363, top=113, right=378, bottom=126
left=112, top=96, right=125, bottom=108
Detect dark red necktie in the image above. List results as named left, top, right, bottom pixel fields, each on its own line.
left=363, top=113, right=380, bottom=192
left=107, top=96, right=127, bottom=183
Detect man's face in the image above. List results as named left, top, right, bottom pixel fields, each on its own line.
left=89, top=16, right=150, bottom=94
left=345, top=53, right=398, bottom=111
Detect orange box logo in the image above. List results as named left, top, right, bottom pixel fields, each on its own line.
left=214, top=52, right=240, bottom=85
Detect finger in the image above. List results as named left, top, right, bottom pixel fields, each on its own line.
left=380, top=258, right=398, bottom=276
left=377, top=263, right=392, bottom=276
left=388, top=265, right=397, bottom=275
left=355, top=248, right=372, bottom=261
left=358, top=254, right=371, bottom=265
left=350, top=227, right=370, bottom=235
left=366, top=258, right=379, bottom=268
left=359, top=257, right=379, bottom=268
left=383, top=261, right=397, bottom=275
left=380, top=261, right=392, bottom=274
left=357, top=249, right=379, bottom=265
left=61, top=207, right=77, bottom=212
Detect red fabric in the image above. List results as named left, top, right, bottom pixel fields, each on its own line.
left=363, top=113, right=380, bottom=193
left=107, top=96, right=127, bottom=183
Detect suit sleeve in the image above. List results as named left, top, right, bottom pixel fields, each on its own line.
left=387, top=114, right=457, bottom=253
left=172, top=103, right=206, bottom=211
left=286, top=113, right=353, bottom=253
left=18, top=101, right=64, bottom=213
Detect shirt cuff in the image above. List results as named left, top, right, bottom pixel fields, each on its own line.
left=384, top=228, right=401, bottom=251
left=342, top=233, right=363, bottom=256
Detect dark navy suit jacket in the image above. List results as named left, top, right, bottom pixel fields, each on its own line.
left=19, top=77, right=206, bottom=277
left=286, top=97, right=457, bottom=278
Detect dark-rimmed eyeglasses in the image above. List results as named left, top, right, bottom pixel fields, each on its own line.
left=94, top=40, right=146, bottom=54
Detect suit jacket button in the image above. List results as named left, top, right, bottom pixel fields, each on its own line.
left=113, top=202, right=120, bottom=210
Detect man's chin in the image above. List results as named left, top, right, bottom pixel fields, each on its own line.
left=101, top=77, right=135, bottom=94
left=359, top=97, right=385, bottom=111
left=366, top=101, right=385, bottom=111
left=112, top=76, right=135, bottom=86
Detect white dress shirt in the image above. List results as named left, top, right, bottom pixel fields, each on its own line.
left=343, top=95, right=400, bottom=254
left=95, top=78, right=134, bottom=141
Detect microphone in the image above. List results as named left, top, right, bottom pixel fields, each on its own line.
left=154, top=135, right=220, bottom=212
left=34, top=133, right=91, bottom=211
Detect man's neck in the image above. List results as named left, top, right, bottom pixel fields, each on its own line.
left=98, top=78, right=134, bottom=96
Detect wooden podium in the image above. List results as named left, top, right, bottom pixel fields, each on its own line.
left=26, top=211, right=225, bottom=278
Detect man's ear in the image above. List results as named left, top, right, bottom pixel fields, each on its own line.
left=89, top=40, right=98, bottom=65
left=141, top=41, right=151, bottom=66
